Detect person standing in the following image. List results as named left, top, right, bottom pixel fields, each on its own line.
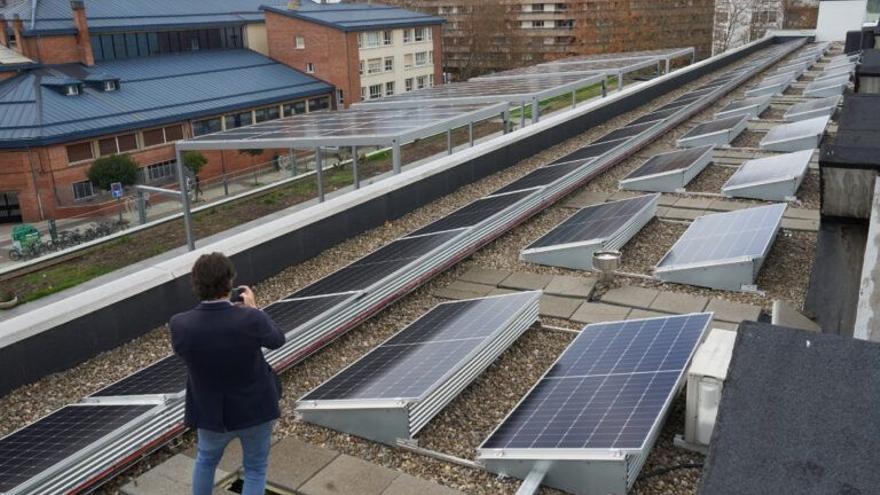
left=171, top=253, right=286, bottom=495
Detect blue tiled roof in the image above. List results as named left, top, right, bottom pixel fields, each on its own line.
left=0, top=49, right=333, bottom=148
left=0, top=0, right=270, bottom=35
left=261, top=2, right=443, bottom=32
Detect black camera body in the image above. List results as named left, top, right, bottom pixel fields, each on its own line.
left=229, top=287, right=245, bottom=304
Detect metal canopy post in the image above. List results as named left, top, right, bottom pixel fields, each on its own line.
left=289, top=148, right=297, bottom=177
left=531, top=97, right=540, bottom=124
left=617, top=72, right=624, bottom=91
left=571, top=89, right=577, bottom=109
left=656, top=60, right=662, bottom=77
left=352, top=146, right=360, bottom=190
left=666, top=57, right=671, bottom=74
left=468, top=122, right=474, bottom=147
left=447, top=128, right=453, bottom=155
left=315, top=147, right=324, bottom=202
left=601, top=77, right=608, bottom=97
left=501, top=111, right=509, bottom=134
left=520, top=103, right=527, bottom=128
left=392, top=139, right=402, bottom=174
left=170, top=149, right=195, bottom=250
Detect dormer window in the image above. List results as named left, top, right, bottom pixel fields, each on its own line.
left=103, top=80, right=118, bottom=92
left=65, top=84, right=80, bottom=96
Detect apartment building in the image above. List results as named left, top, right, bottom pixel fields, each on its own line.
left=387, top=0, right=715, bottom=78
left=0, top=0, right=439, bottom=223
left=712, top=0, right=821, bottom=55
left=263, top=1, right=443, bottom=106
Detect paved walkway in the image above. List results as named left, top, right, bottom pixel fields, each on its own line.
left=122, top=437, right=464, bottom=495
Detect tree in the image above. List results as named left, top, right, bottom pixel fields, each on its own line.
left=182, top=151, right=208, bottom=177
left=87, top=154, right=139, bottom=191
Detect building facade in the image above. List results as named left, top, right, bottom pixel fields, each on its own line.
left=712, top=0, right=820, bottom=55
left=263, top=2, right=443, bottom=106
left=0, top=0, right=442, bottom=223
left=384, top=0, right=715, bottom=79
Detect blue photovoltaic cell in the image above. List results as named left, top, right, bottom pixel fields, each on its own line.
left=492, top=161, right=586, bottom=195
left=409, top=190, right=533, bottom=236
left=90, top=355, right=187, bottom=397
left=290, top=231, right=460, bottom=297
left=526, top=195, right=656, bottom=249
left=592, top=121, right=657, bottom=144
left=301, top=293, right=536, bottom=401
left=482, top=313, right=711, bottom=451
left=264, top=293, right=354, bottom=333
left=549, top=138, right=629, bottom=166
left=657, top=203, right=786, bottom=268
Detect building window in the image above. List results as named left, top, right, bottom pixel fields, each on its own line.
left=306, top=63, right=315, bottom=73
left=367, top=58, right=382, bottom=74
left=337, top=89, right=345, bottom=106
left=403, top=29, right=412, bottom=43
left=384, top=57, right=394, bottom=72
left=72, top=180, right=96, bottom=201
left=404, top=53, right=413, bottom=69
left=361, top=87, right=367, bottom=100
left=416, top=76, right=427, bottom=90
left=383, top=30, right=393, bottom=45
left=193, top=117, right=222, bottom=136
left=415, top=51, right=428, bottom=67
left=255, top=105, right=281, bottom=123
left=385, top=81, right=395, bottom=96
left=309, top=96, right=330, bottom=112
left=295, top=35, right=305, bottom=49
left=283, top=101, right=307, bottom=116
left=405, top=78, right=413, bottom=92
left=224, top=111, right=253, bottom=129
left=429, top=74, right=435, bottom=87
left=359, top=60, right=364, bottom=75
left=98, top=133, right=138, bottom=156
left=103, top=80, right=118, bottom=92
left=369, top=84, right=382, bottom=99
left=145, top=160, right=176, bottom=183
left=91, top=27, right=244, bottom=61
left=360, top=31, right=383, bottom=48
left=414, top=27, right=426, bottom=42
left=66, top=142, right=94, bottom=163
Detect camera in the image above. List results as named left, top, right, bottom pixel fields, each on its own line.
left=229, top=286, right=245, bottom=304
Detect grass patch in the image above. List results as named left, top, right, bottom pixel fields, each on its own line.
left=19, top=264, right=117, bottom=303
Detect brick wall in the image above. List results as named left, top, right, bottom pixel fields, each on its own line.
left=19, top=34, right=83, bottom=65
left=265, top=11, right=355, bottom=106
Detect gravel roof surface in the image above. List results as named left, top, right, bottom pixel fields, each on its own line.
left=0, top=43, right=837, bottom=495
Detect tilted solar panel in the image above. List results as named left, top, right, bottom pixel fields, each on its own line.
left=723, top=150, right=813, bottom=192
left=492, top=161, right=587, bottom=196
left=549, top=138, right=630, bottom=166
left=624, top=145, right=714, bottom=180
left=526, top=195, right=657, bottom=249
left=265, top=293, right=356, bottom=333
left=408, top=191, right=533, bottom=237
left=89, top=356, right=187, bottom=398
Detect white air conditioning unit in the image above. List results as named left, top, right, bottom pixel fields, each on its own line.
left=675, top=328, right=737, bottom=453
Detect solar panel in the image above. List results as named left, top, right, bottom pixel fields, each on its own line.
left=549, top=138, right=629, bottom=166
left=492, top=161, right=587, bottom=196
left=592, top=121, right=657, bottom=144
left=745, top=80, right=787, bottom=97
left=0, top=405, right=156, bottom=493
left=803, top=76, right=850, bottom=97
left=622, top=145, right=714, bottom=180
left=722, top=150, right=813, bottom=200
left=480, top=313, right=711, bottom=451
left=783, top=95, right=840, bottom=122
left=264, top=293, right=356, bottom=333
left=292, top=231, right=460, bottom=297
left=655, top=204, right=786, bottom=290
left=677, top=115, right=747, bottom=148
left=760, top=115, right=830, bottom=152
left=657, top=96, right=700, bottom=112
left=627, top=106, right=684, bottom=126
left=408, top=191, right=533, bottom=236
left=89, top=355, right=187, bottom=398
left=715, top=95, right=772, bottom=120
left=526, top=195, right=657, bottom=249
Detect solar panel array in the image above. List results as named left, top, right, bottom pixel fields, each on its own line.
left=722, top=150, right=813, bottom=200
left=480, top=313, right=711, bottom=451
left=301, top=293, right=537, bottom=402
left=656, top=203, right=787, bottom=269
left=760, top=115, right=830, bottom=152
left=0, top=405, right=155, bottom=493
left=525, top=195, right=657, bottom=249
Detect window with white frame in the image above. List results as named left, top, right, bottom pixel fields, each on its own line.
left=306, top=62, right=315, bottom=73
left=429, top=74, right=435, bottom=87
left=416, top=75, right=427, bottom=89
left=403, top=29, right=412, bottom=43
left=359, top=60, right=364, bottom=75
left=295, top=35, right=305, bottom=49
left=384, top=57, right=394, bottom=72
left=337, top=89, right=345, bottom=106
left=369, top=84, right=382, bottom=99
left=367, top=58, right=382, bottom=74
left=385, top=81, right=395, bottom=96
left=361, top=31, right=382, bottom=48
left=145, top=160, right=175, bottom=183
left=383, top=30, right=392, bottom=45
left=72, top=180, right=96, bottom=200
left=415, top=51, right=428, bottom=66
left=414, top=27, right=426, bottom=42
left=404, top=53, right=414, bottom=68
left=405, top=78, right=413, bottom=91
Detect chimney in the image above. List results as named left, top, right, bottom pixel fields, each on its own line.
left=0, top=16, right=8, bottom=48
left=11, top=14, right=23, bottom=53
left=70, top=0, right=94, bottom=66
left=287, top=0, right=300, bottom=9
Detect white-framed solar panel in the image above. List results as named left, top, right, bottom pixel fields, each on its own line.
left=477, top=313, right=713, bottom=495
left=677, top=116, right=748, bottom=148
left=760, top=115, right=830, bottom=152
left=761, top=71, right=800, bottom=86
left=783, top=95, right=841, bottom=122
left=715, top=95, right=773, bottom=120
left=654, top=203, right=786, bottom=291
left=803, top=75, right=850, bottom=97
left=825, top=56, right=860, bottom=70
left=814, top=65, right=855, bottom=82
left=771, top=60, right=810, bottom=76
left=295, top=292, right=540, bottom=445
left=520, top=194, right=659, bottom=270
left=721, top=150, right=813, bottom=201
left=745, top=79, right=789, bottom=98
left=619, top=145, right=714, bottom=192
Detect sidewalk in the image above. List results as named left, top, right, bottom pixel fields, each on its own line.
left=121, top=437, right=464, bottom=495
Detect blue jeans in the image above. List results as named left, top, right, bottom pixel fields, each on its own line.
left=192, top=420, right=274, bottom=495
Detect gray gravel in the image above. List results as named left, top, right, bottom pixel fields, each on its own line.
left=0, top=43, right=834, bottom=495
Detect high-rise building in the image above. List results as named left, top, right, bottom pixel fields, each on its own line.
left=382, top=1, right=716, bottom=78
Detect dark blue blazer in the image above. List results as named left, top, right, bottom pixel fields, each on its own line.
left=171, top=301, right=286, bottom=432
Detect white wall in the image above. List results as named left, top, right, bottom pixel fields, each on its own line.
left=816, top=0, right=867, bottom=41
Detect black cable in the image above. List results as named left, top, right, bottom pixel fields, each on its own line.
left=638, top=462, right=704, bottom=481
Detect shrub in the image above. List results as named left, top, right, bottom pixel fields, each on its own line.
left=182, top=151, right=208, bottom=177
left=86, top=154, right=139, bottom=191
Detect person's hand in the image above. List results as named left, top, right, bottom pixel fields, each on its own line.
left=240, top=286, right=257, bottom=309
